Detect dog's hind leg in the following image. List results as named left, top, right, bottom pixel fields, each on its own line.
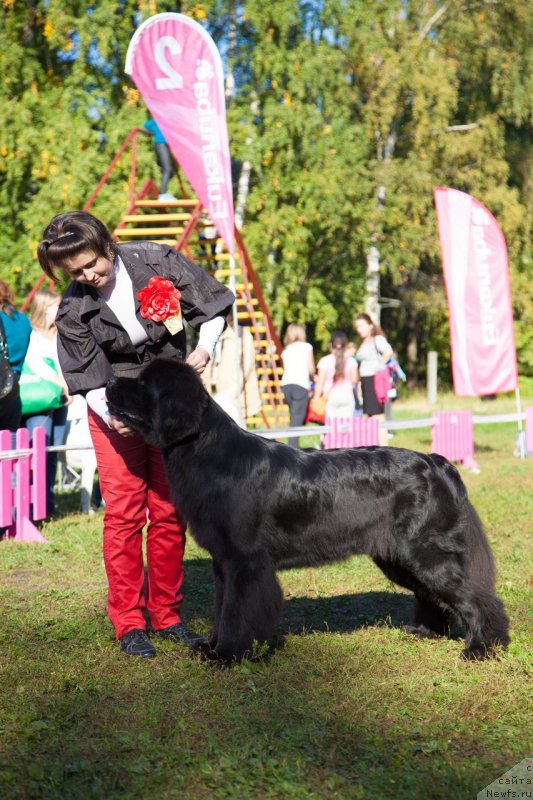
left=373, top=557, right=420, bottom=593
left=210, top=552, right=284, bottom=663
left=408, top=597, right=450, bottom=638
left=373, top=557, right=450, bottom=639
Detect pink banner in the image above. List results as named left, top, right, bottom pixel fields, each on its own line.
left=434, top=187, right=517, bottom=396
left=126, top=13, right=235, bottom=254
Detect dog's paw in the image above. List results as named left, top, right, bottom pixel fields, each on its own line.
left=461, top=643, right=498, bottom=661
left=188, top=641, right=235, bottom=668
left=401, top=624, right=439, bottom=640
left=461, top=647, right=488, bottom=661
left=189, top=640, right=219, bottom=660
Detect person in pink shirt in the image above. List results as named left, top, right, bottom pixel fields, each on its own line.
left=313, top=331, right=358, bottom=418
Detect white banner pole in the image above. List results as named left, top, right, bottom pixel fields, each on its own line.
left=515, top=386, right=525, bottom=458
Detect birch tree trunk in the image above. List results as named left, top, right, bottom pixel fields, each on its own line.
left=235, top=155, right=253, bottom=230
left=365, top=130, right=396, bottom=324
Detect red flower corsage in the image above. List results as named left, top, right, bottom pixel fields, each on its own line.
left=137, top=277, right=183, bottom=334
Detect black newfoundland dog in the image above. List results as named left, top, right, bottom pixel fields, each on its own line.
left=106, top=359, right=510, bottom=663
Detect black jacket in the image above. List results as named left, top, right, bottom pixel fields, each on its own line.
left=56, top=242, right=234, bottom=394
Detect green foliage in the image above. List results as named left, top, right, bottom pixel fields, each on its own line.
left=0, top=0, right=151, bottom=292
left=228, top=0, right=532, bottom=367
left=0, top=0, right=531, bottom=376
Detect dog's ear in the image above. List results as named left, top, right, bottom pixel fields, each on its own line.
left=144, top=360, right=210, bottom=446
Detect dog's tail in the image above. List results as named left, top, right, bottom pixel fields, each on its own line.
left=461, top=500, right=510, bottom=657
left=463, top=500, right=496, bottom=591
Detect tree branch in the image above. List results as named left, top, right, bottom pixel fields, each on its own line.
left=445, top=122, right=481, bottom=131
left=418, top=3, right=450, bottom=42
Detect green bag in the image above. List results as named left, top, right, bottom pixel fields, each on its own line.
left=19, top=357, right=63, bottom=416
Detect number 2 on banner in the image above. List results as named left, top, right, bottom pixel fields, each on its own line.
left=154, top=36, right=183, bottom=90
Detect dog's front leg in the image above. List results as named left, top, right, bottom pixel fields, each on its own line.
left=188, top=558, right=225, bottom=662
left=209, top=552, right=284, bottom=663
left=208, top=559, right=225, bottom=650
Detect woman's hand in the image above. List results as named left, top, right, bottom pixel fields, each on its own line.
left=61, top=383, right=74, bottom=407
left=108, top=416, right=136, bottom=437
left=186, top=347, right=211, bottom=374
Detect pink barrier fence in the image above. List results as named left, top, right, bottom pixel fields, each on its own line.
left=323, top=416, right=380, bottom=449
left=1, top=409, right=530, bottom=542
left=0, top=427, right=48, bottom=543
left=431, top=411, right=479, bottom=470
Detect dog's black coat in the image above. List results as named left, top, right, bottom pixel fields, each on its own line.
left=107, top=359, right=510, bottom=662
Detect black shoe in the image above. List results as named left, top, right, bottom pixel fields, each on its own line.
left=153, top=622, right=207, bottom=646
left=120, top=628, right=156, bottom=658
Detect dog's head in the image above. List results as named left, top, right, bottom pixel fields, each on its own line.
left=106, top=359, right=210, bottom=448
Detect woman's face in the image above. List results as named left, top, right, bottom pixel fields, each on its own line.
left=355, top=318, right=372, bottom=339
left=62, top=250, right=114, bottom=288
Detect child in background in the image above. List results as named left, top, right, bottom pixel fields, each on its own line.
left=281, top=323, right=315, bottom=447
left=314, top=331, right=358, bottom=419
left=23, top=290, right=72, bottom=515
left=143, top=117, right=177, bottom=202
left=345, top=341, right=364, bottom=416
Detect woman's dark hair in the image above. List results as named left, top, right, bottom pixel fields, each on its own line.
left=330, top=330, right=348, bottom=381
left=354, top=313, right=385, bottom=337
left=37, top=211, right=118, bottom=280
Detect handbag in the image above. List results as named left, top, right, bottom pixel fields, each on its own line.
left=0, top=315, right=18, bottom=402
left=371, top=337, right=393, bottom=405
left=374, top=366, right=392, bottom=404
left=19, top=357, right=63, bottom=416
left=307, top=395, right=327, bottom=424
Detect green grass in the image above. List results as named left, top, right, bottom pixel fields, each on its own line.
left=1, top=389, right=532, bottom=799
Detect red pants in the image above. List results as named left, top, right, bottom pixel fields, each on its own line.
left=89, top=410, right=186, bottom=639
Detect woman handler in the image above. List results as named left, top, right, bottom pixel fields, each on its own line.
left=38, top=211, right=234, bottom=658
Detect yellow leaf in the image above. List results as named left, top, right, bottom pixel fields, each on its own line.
left=126, top=88, right=140, bottom=107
